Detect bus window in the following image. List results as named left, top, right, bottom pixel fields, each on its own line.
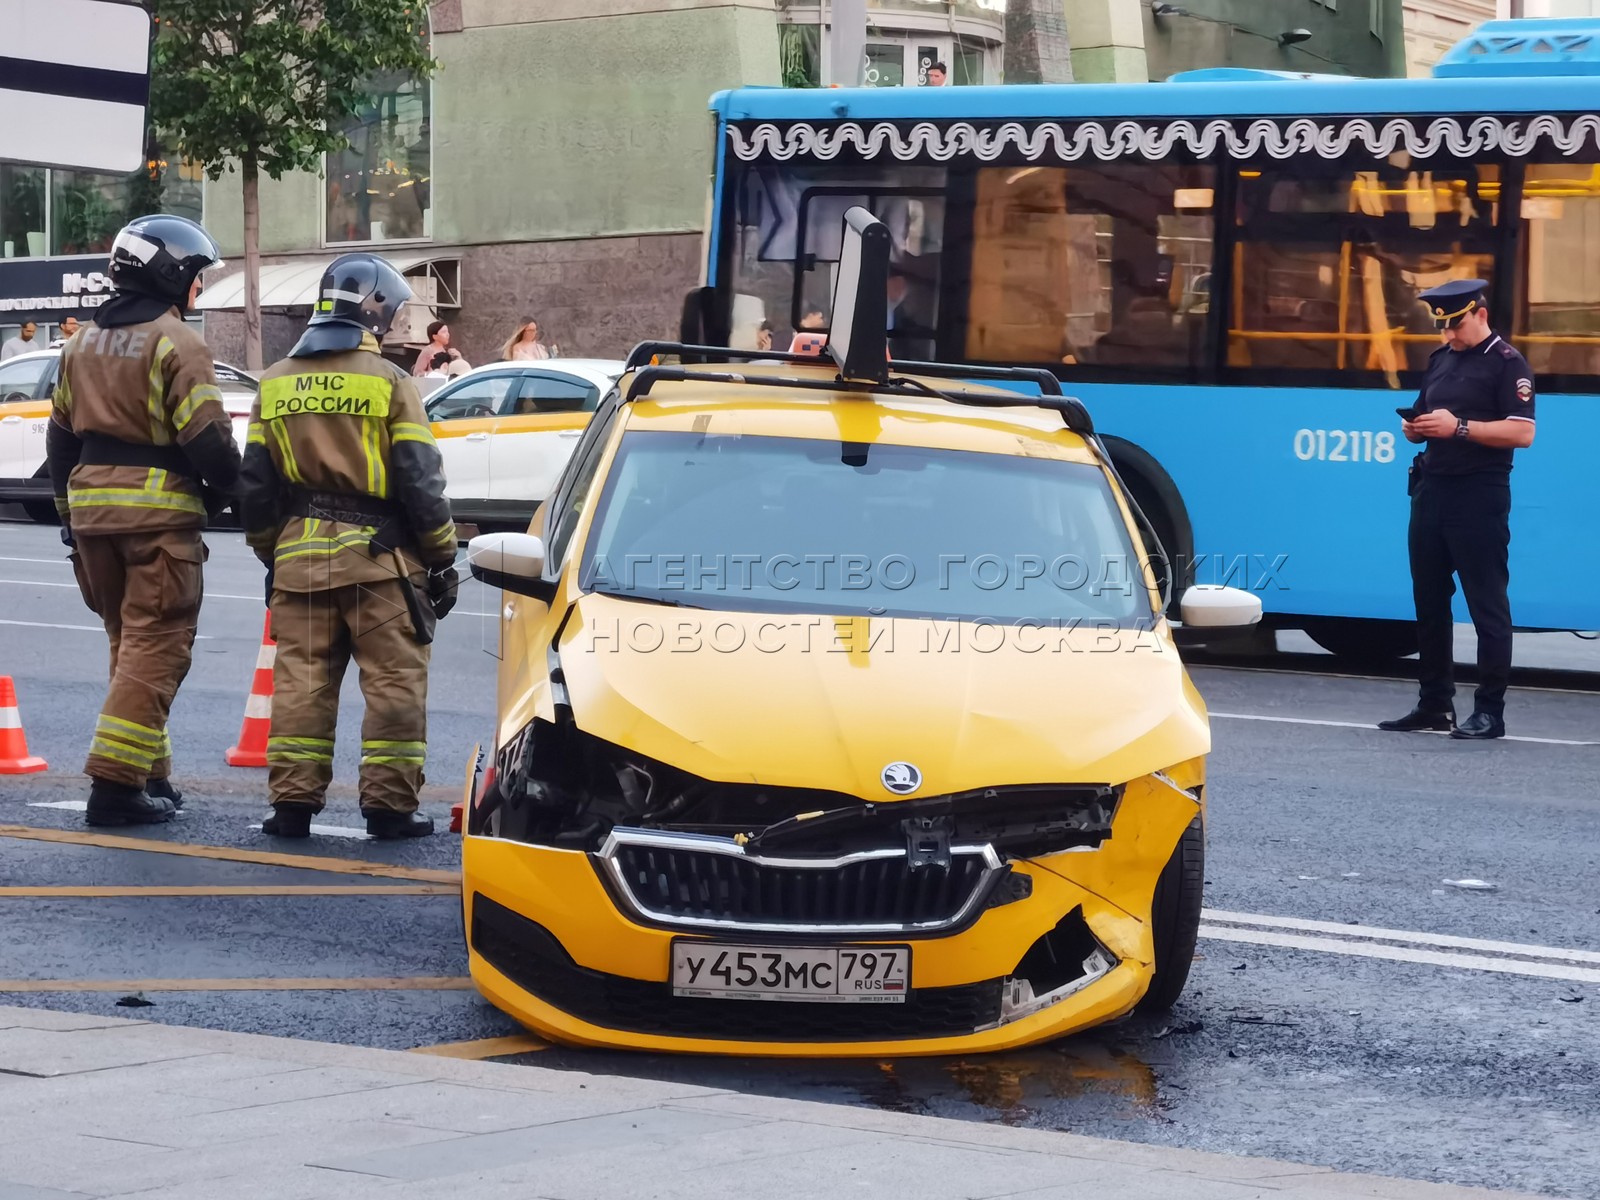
left=1230, top=163, right=1499, bottom=387
left=965, top=163, right=1214, bottom=375
left=1516, top=163, right=1600, bottom=380
left=728, top=164, right=946, bottom=353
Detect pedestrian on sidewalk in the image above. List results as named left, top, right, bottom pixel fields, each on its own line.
left=238, top=253, right=459, bottom=840
left=45, top=215, right=241, bottom=826
left=412, top=321, right=469, bottom=377
left=1379, top=278, right=1535, bottom=741
left=501, top=318, right=556, bottom=360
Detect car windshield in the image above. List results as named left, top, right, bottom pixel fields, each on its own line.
left=578, top=430, right=1154, bottom=624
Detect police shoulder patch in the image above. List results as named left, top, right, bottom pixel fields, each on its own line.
left=1516, top=377, right=1533, bottom=402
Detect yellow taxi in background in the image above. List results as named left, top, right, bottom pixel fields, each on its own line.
left=458, top=210, right=1260, bottom=1056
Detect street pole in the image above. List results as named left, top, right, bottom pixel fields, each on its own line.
left=828, top=0, right=867, bottom=86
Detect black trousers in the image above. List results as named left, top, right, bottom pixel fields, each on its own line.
left=1408, top=473, right=1513, bottom=718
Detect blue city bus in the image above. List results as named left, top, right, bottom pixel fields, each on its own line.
left=688, top=19, right=1600, bottom=660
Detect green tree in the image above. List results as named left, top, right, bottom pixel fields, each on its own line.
left=148, top=1, right=435, bottom=368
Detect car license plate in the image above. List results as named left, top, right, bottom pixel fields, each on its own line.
left=670, top=941, right=910, bottom=1004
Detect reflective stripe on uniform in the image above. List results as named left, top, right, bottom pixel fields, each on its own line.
left=419, top=521, right=455, bottom=550
left=246, top=420, right=266, bottom=446
left=362, top=416, right=388, bottom=498
left=146, top=336, right=175, bottom=444
left=173, top=382, right=223, bottom=432
left=361, top=739, right=426, bottom=766
left=267, top=735, right=334, bottom=764
left=272, top=518, right=377, bottom=564
left=90, top=737, right=155, bottom=770
left=90, top=713, right=165, bottom=771
left=259, top=372, right=392, bottom=421
left=267, top=418, right=304, bottom=483
left=68, top=484, right=206, bottom=516
left=390, top=421, right=435, bottom=446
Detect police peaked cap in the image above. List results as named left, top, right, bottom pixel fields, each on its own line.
left=1418, top=278, right=1489, bottom=329
left=291, top=254, right=414, bottom=356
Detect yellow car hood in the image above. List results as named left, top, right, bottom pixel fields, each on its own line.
left=558, top=594, right=1209, bottom=795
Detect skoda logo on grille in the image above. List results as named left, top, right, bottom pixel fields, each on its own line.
left=881, top=762, right=922, bottom=795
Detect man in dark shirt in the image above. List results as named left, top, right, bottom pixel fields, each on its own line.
left=1379, top=279, right=1536, bottom=740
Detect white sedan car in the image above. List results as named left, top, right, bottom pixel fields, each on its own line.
left=423, top=358, right=623, bottom=528
left=0, top=348, right=258, bottom=523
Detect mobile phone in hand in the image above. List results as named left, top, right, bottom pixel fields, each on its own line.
left=1395, top=406, right=1420, bottom=420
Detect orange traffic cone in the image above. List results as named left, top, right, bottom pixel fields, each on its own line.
left=225, top=613, right=275, bottom=768
left=0, top=676, right=47, bottom=774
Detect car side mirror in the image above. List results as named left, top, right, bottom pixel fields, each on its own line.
left=1172, top=585, right=1264, bottom=648
left=467, top=532, right=553, bottom=600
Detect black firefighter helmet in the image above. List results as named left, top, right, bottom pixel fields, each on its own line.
left=290, top=253, right=414, bottom=356
left=108, top=214, right=221, bottom=312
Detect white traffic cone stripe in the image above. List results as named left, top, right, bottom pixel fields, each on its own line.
left=256, top=644, right=276, bottom=670
left=244, top=694, right=273, bottom=719
left=0, top=709, right=20, bottom=730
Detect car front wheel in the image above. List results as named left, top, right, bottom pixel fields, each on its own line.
left=1137, top=815, right=1204, bottom=1013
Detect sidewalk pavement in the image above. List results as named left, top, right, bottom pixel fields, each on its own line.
left=0, top=1006, right=1543, bottom=1200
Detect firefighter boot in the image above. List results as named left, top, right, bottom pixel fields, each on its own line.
left=145, top=777, right=185, bottom=810
left=364, top=809, right=435, bottom=840
left=86, top=779, right=176, bottom=827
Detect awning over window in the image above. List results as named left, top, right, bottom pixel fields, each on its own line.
left=194, top=252, right=459, bottom=312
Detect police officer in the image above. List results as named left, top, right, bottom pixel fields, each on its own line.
left=238, top=253, right=458, bottom=839
left=45, top=215, right=241, bottom=825
left=1379, top=279, right=1536, bottom=741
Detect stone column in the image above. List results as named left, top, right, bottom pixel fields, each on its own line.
left=1060, top=0, right=1149, bottom=82
left=1004, top=0, right=1076, bottom=83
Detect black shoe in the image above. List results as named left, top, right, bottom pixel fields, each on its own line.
left=1450, top=712, right=1506, bottom=740
left=85, top=780, right=176, bottom=827
left=364, top=809, right=435, bottom=840
left=1377, top=707, right=1456, bottom=733
left=145, top=777, right=184, bottom=810
left=261, top=804, right=314, bottom=838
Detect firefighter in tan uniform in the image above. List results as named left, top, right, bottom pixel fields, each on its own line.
left=45, top=215, right=241, bottom=827
left=238, top=253, right=458, bottom=839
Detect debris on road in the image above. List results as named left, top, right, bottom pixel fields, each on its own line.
left=115, top=995, right=154, bottom=1008
left=1442, top=878, right=1498, bottom=892
left=1153, top=1020, right=1204, bottom=1040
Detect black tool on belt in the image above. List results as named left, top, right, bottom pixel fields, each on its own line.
left=285, top=488, right=434, bottom=646
left=78, top=433, right=231, bottom=519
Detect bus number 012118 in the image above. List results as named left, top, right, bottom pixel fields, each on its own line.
left=1293, top=429, right=1396, bottom=463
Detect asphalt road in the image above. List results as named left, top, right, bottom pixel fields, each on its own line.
left=1, top=519, right=1597, bottom=1197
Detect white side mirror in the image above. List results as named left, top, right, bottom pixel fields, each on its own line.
left=467, top=532, right=548, bottom=597
left=1179, top=585, right=1263, bottom=629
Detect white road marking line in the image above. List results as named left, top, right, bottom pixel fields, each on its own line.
left=0, top=618, right=213, bottom=638
left=27, top=800, right=87, bottom=811
left=247, top=823, right=371, bottom=840
left=1203, top=909, right=1600, bottom=967
left=0, top=579, right=259, bottom=601
left=1200, top=925, right=1600, bottom=985
left=1209, top=710, right=1599, bottom=747
left=0, top=556, right=72, bottom=565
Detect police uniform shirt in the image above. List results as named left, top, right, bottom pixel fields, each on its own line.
left=1416, top=333, right=1536, bottom=475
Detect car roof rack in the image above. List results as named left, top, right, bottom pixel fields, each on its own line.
left=620, top=341, right=1094, bottom=436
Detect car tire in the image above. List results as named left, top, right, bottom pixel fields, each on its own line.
left=1136, top=815, right=1204, bottom=1014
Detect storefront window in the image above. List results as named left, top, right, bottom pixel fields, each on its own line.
left=325, top=65, right=432, bottom=245
left=864, top=43, right=905, bottom=87
left=780, top=23, right=821, bottom=87
left=1, top=166, right=47, bottom=260
left=954, top=44, right=985, bottom=85
left=51, top=170, right=132, bottom=256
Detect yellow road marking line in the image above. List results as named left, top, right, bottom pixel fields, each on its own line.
left=0, top=884, right=459, bottom=898
left=409, top=1034, right=549, bottom=1059
left=0, top=978, right=473, bottom=993
left=0, top=825, right=460, bottom=884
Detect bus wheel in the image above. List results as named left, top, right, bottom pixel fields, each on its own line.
left=1303, top=617, right=1418, bottom=663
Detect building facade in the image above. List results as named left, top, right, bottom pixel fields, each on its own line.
left=201, top=0, right=783, bottom=368
left=0, top=154, right=201, bottom=352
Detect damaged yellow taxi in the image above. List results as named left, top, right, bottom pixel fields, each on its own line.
left=459, top=210, right=1260, bottom=1056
